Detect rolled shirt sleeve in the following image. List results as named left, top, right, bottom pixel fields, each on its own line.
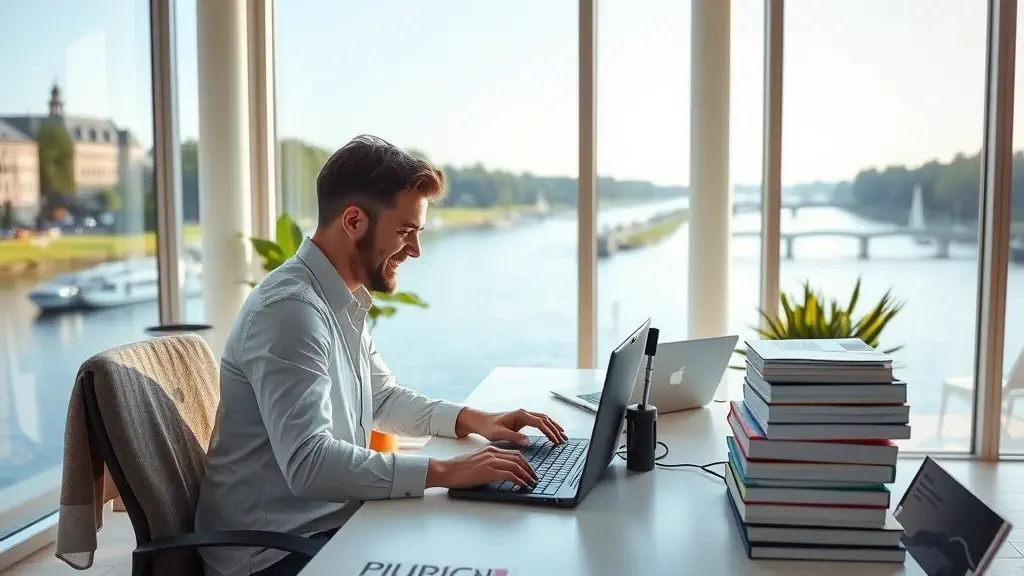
left=241, top=295, right=430, bottom=500
left=367, top=331, right=466, bottom=439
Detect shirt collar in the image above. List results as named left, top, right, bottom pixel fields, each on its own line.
left=295, top=237, right=373, bottom=318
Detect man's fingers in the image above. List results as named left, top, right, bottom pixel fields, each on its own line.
left=530, top=411, right=565, bottom=432
left=491, top=457, right=536, bottom=486
left=526, top=411, right=568, bottom=443
left=488, top=449, right=537, bottom=482
left=544, top=415, right=568, bottom=443
left=492, top=469, right=532, bottom=487
left=490, top=449, right=537, bottom=479
left=490, top=427, right=530, bottom=446
left=524, top=413, right=564, bottom=444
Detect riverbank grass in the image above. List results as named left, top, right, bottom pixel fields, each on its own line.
left=0, top=206, right=539, bottom=277
left=618, top=210, right=689, bottom=250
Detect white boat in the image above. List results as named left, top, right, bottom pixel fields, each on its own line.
left=77, top=256, right=202, bottom=309
left=28, top=253, right=203, bottom=312
left=26, top=261, right=133, bottom=312
left=909, top=184, right=930, bottom=246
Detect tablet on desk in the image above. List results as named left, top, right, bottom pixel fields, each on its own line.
left=895, top=457, right=1012, bottom=575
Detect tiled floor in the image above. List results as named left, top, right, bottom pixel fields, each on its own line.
left=9, top=459, right=1024, bottom=574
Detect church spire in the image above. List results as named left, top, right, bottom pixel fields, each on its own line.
left=48, top=82, right=64, bottom=117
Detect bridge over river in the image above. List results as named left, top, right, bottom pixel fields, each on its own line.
left=732, top=198, right=855, bottom=217
left=732, top=228, right=979, bottom=259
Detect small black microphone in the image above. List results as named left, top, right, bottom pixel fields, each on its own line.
left=626, top=327, right=659, bottom=473
left=640, top=327, right=660, bottom=408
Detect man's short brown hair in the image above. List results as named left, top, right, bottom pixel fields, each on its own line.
left=316, top=134, right=444, bottom=227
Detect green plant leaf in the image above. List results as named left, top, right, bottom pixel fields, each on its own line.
left=846, top=277, right=862, bottom=315
left=751, top=278, right=902, bottom=356
left=250, top=238, right=284, bottom=261
left=372, top=291, right=429, bottom=308
left=275, top=214, right=303, bottom=259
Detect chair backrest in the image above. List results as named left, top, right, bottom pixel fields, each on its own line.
left=81, top=334, right=219, bottom=574
left=1006, top=347, right=1024, bottom=391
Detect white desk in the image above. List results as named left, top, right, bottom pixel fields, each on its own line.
left=300, top=367, right=925, bottom=575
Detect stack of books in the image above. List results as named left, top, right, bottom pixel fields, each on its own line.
left=725, top=337, right=910, bottom=563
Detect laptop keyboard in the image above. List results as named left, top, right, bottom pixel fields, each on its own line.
left=577, top=391, right=601, bottom=404
left=489, top=436, right=588, bottom=495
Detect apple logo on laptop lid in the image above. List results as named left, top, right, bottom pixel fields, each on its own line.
left=669, top=366, right=686, bottom=386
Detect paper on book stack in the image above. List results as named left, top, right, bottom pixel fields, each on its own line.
left=724, top=338, right=910, bottom=563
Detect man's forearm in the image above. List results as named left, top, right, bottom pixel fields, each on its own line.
left=454, top=407, right=488, bottom=438
left=372, top=382, right=466, bottom=438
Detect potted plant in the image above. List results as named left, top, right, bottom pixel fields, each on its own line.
left=733, top=277, right=904, bottom=368
left=247, top=214, right=428, bottom=452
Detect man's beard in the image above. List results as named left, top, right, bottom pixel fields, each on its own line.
left=354, top=234, right=396, bottom=293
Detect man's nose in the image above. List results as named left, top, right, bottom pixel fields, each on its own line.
left=405, top=236, right=421, bottom=259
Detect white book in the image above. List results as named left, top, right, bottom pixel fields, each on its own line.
left=743, top=543, right=906, bottom=563
left=743, top=382, right=910, bottom=424
left=742, top=389, right=911, bottom=440
left=746, top=366, right=907, bottom=405
left=745, top=514, right=905, bottom=548
left=747, top=338, right=893, bottom=366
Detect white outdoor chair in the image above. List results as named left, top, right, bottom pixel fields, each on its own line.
left=938, top=347, right=1024, bottom=435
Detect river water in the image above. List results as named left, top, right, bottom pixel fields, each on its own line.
left=2, top=198, right=1023, bottom=495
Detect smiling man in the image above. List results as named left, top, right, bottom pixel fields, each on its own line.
left=195, top=135, right=567, bottom=576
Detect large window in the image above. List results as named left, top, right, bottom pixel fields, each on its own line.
left=595, top=1, right=691, bottom=357
left=779, top=0, right=988, bottom=453
left=594, top=1, right=764, bottom=367
left=999, top=6, right=1024, bottom=456
left=0, top=1, right=156, bottom=539
left=274, top=1, right=578, bottom=401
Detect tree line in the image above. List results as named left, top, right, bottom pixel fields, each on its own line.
left=171, top=139, right=686, bottom=226
left=846, top=151, right=1024, bottom=226
left=25, top=122, right=1024, bottom=235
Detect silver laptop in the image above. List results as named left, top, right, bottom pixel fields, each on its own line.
left=550, top=335, right=739, bottom=414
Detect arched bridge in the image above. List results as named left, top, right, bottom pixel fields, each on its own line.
left=732, top=199, right=856, bottom=216
left=731, top=229, right=979, bottom=259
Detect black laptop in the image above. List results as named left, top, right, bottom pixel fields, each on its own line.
left=447, top=318, right=651, bottom=508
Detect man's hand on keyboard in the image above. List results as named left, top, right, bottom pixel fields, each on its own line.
left=426, top=445, right=538, bottom=489
left=454, top=408, right=568, bottom=446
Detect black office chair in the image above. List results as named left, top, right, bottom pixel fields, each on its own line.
left=78, top=335, right=325, bottom=576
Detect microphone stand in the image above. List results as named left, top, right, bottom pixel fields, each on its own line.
left=626, top=327, right=659, bottom=472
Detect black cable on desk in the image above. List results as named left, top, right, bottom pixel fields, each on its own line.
left=614, top=440, right=726, bottom=481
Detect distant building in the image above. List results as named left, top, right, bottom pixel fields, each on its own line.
left=0, top=119, right=39, bottom=222
left=0, top=84, right=145, bottom=227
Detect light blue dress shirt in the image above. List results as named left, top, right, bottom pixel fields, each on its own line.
left=195, top=238, right=465, bottom=576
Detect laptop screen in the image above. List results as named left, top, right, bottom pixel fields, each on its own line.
left=576, top=318, right=650, bottom=498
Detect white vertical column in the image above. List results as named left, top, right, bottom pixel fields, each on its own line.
left=196, top=0, right=252, bottom=358
left=689, top=2, right=732, bottom=357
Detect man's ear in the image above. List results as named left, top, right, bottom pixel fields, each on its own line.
left=340, top=205, right=370, bottom=240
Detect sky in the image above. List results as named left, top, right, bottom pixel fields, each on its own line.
left=0, top=0, right=1011, bottom=187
